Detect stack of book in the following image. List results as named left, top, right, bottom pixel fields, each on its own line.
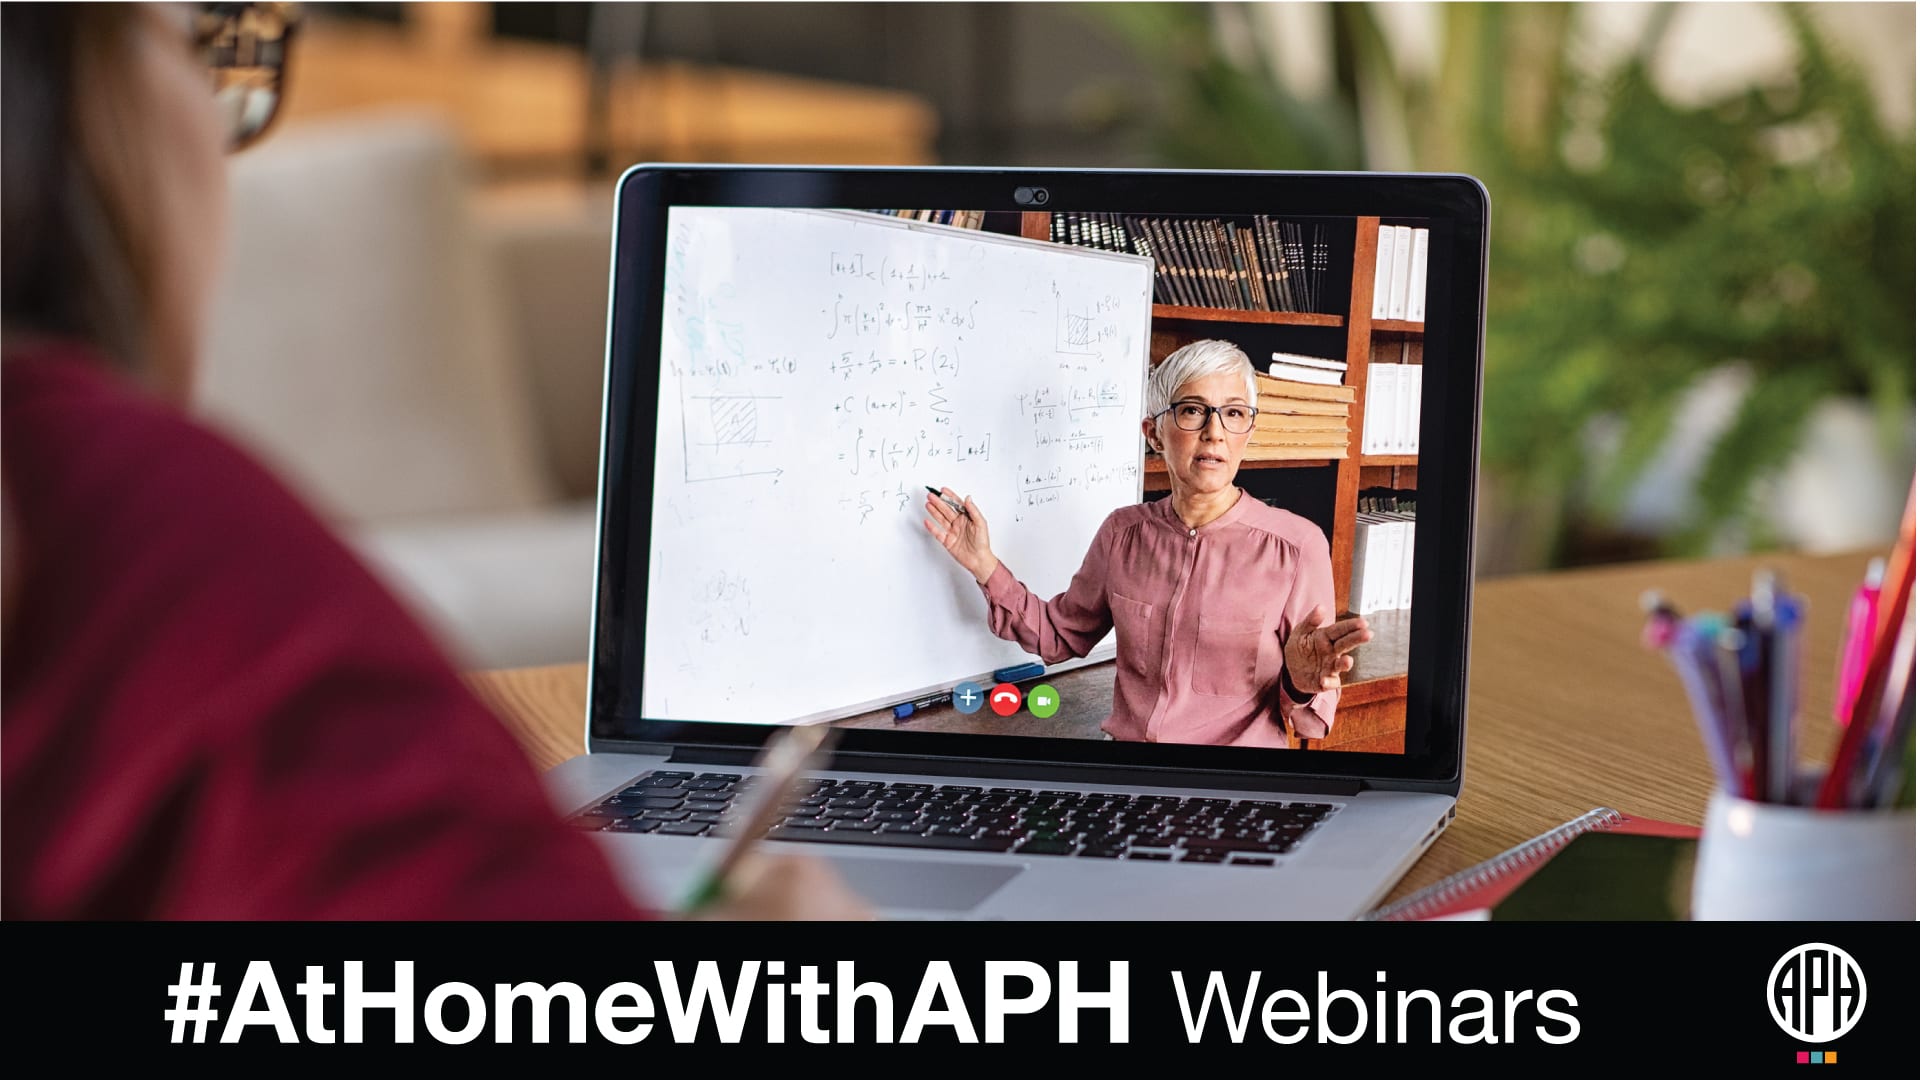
left=1248, top=371, right=1353, bottom=461
left=1360, top=363, right=1421, bottom=455
left=1268, top=350, right=1346, bottom=387
left=865, top=210, right=988, bottom=229
left=1052, top=213, right=1330, bottom=314
left=1350, top=490, right=1416, bottom=614
left=1370, top=224, right=1430, bottom=322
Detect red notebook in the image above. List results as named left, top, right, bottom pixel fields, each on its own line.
left=1364, top=808, right=1701, bottom=921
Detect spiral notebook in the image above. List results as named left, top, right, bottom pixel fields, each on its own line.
left=1364, top=808, right=1702, bottom=921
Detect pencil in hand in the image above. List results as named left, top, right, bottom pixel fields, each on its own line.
left=678, top=723, right=840, bottom=915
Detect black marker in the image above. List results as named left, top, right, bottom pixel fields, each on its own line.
left=926, top=485, right=972, bottom=519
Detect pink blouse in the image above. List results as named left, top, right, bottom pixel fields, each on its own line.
left=979, top=489, right=1338, bottom=747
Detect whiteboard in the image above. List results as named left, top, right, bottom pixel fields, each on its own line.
left=642, top=208, right=1153, bottom=724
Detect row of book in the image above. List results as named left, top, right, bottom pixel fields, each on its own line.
left=1350, top=490, right=1417, bottom=614
left=864, top=209, right=989, bottom=230
left=1052, top=213, right=1331, bottom=314
left=1361, top=363, right=1422, bottom=455
left=1247, top=371, right=1353, bottom=461
left=1370, top=224, right=1429, bottom=323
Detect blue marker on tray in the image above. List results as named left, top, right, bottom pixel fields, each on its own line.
left=993, top=662, right=1046, bottom=683
left=892, top=692, right=952, bottom=722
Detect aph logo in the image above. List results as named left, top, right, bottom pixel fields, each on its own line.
left=1768, top=943, right=1866, bottom=1042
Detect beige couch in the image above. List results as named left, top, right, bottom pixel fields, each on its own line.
left=196, top=113, right=613, bottom=669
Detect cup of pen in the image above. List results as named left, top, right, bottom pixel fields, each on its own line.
left=1642, top=559, right=1918, bottom=921
left=1692, top=784, right=1915, bottom=920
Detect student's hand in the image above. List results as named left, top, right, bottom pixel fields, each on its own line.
left=1282, top=606, right=1373, bottom=695
left=691, top=854, right=876, bottom=921
left=923, top=487, right=999, bottom=584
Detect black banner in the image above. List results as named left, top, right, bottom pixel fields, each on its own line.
left=8, top=922, right=1912, bottom=1065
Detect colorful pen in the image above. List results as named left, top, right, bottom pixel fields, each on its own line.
left=1640, top=589, right=1681, bottom=649
left=1817, top=488, right=1915, bottom=809
left=1835, top=558, right=1885, bottom=727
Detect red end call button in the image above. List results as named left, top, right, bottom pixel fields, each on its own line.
left=988, top=682, right=1022, bottom=717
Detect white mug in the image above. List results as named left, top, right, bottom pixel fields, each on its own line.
left=1691, top=790, right=1916, bottom=920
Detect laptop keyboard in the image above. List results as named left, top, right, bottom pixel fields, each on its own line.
left=568, top=771, right=1339, bottom=865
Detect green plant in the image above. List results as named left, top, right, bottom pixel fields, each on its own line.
left=1096, top=2, right=1916, bottom=562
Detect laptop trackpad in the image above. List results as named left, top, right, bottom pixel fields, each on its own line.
left=828, top=857, right=1022, bottom=913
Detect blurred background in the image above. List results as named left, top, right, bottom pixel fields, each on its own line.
left=199, top=1, right=1915, bottom=668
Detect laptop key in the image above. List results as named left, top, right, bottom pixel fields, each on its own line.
left=1017, top=840, right=1076, bottom=856
left=1181, top=838, right=1292, bottom=854
left=605, top=818, right=662, bottom=833
left=1126, top=851, right=1172, bottom=861
left=621, top=796, right=688, bottom=811
left=780, top=817, right=832, bottom=830
left=1229, top=856, right=1276, bottom=867
left=657, top=822, right=710, bottom=836
left=766, top=827, right=1017, bottom=852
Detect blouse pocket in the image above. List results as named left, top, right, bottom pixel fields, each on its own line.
left=1109, top=592, right=1158, bottom=680
left=1191, top=613, right=1268, bottom=697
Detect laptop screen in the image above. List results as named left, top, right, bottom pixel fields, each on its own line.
left=594, top=171, right=1482, bottom=788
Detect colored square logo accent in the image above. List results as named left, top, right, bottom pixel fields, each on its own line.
left=1814, top=1052, right=1827, bottom=1064
left=1827, top=1053, right=1836, bottom=1064
left=1798, top=1053, right=1810, bottom=1064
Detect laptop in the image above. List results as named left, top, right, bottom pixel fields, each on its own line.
left=546, top=166, right=1486, bottom=919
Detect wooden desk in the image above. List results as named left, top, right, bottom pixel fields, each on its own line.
left=465, top=549, right=1868, bottom=909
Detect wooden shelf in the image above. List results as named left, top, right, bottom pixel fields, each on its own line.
left=1143, top=455, right=1338, bottom=492
left=1371, top=319, right=1425, bottom=333
left=1143, top=456, right=1338, bottom=474
left=1152, top=304, right=1343, bottom=328
left=1360, top=463, right=1418, bottom=488
left=1360, top=454, right=1418, bottom=467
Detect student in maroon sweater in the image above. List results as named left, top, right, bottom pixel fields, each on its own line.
left=0, top=4, right=867, bottom=920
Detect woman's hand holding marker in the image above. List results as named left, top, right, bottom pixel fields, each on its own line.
left=924, top=485, right=999, bottom=585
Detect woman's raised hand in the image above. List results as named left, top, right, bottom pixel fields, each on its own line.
left=922, top=487, right=998, bottom=584
left=1282, top=606, right=1373, bottom=695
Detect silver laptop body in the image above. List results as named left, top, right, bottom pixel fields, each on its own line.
left=549, top=166, right=1487, bottom=920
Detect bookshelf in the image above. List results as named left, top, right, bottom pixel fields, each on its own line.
left=1022, top=211, right=1419, bottom=752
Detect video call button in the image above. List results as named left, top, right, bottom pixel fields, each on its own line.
left=1027, top=684, right=1061, bottom=719
left=951, top=681, right=986, bottom=714
left=988, top=683, right=1022, bottom=717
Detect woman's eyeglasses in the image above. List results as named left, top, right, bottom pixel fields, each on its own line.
left=195, top=2, right=301, bottom=151
left=1157, top=401, right=1260, bottom=434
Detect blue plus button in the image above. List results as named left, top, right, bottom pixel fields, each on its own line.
left=951, top=681, right=987, bottom=714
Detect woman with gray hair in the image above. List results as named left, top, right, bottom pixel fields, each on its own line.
left=924, top=339, right=1370, bottom=747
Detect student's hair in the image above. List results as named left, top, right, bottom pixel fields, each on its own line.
left=1145, top=339, right=1258, bottom=419
left=1, top=5, right=156, bottom=372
